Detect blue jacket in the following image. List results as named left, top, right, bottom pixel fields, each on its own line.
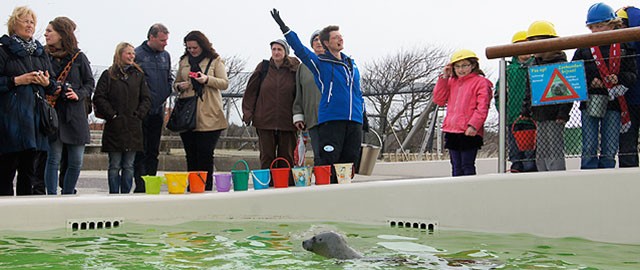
left=284, top=30, right=364, bottom=124
left=135, top=41, right=173, bottom=115
left=0, top=35, right=56, bottom=154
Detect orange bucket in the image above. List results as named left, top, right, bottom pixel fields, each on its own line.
left=313, top=165, right=331, bottom=185
left=512, top=118, right=537, bottom=151
left=188, top=171, right=207, bottom=193
left=270, top=157, right=291, bottom=188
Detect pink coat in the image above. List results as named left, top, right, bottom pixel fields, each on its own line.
left=433, top=73, right=492, bottom=137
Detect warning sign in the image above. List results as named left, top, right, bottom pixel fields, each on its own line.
left=529, top=61, right=587, bottom=106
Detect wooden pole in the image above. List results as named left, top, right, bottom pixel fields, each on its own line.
left=485, top=27, right=640, bottom=59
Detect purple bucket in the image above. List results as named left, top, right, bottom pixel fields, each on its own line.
left=214, top=173, right=232, bottom=192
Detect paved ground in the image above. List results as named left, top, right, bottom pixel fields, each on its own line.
left=73, top=170, right=406, bottom=195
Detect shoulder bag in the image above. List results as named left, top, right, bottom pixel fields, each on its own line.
left=36, top=91, right=59, bottom=136
left=166, top=58, right=213, bottom=133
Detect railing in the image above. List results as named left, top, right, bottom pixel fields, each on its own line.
left=486, top=27, right=640, bottom=173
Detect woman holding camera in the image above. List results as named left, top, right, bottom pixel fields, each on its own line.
left=94, top=42, right=150, bottom=194
left=174, top=31, right=229, bottom=191
left=43, top=16, right=94, bottom=195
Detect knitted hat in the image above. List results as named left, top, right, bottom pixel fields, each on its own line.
left=270, top=39, right=290, bottom=55
left=309, top=30, right=321, bottom=47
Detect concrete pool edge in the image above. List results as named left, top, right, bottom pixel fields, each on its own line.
left=0, top=167, right=638, bottom=245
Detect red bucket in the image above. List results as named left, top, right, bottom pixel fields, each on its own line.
left=270, top=157, right=291, bottom=188
left=512, top=118, right=537, bottom=151
left=313, top=165, right=331, bottom=185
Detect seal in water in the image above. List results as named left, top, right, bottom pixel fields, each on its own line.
left=302, top=231, right=363, bottom=260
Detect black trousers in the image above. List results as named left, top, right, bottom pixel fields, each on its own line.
left=134, top=113, right=165, bottom=193
left=317, top=120, right=362, bottom=184
left=619, top=104, right=640, bottom=167
left=180, top=130, right=222, bottom=191
left=0, top=150, right=39, bottom=196
left=33, top=151, right=46, bottom=195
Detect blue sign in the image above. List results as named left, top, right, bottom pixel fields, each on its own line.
left=528, top=61, right=587, bottom=106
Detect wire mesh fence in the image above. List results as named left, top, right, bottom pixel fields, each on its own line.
left=497, top=50, right=638, bottom=172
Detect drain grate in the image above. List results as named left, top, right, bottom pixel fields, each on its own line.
left=66, top=218, right=124, bottom=231
left=387, top=219, right=438, bottom=232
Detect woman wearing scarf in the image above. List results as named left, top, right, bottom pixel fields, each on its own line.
left=0, top=6, right=56, bottom=196
left=174, top=31, right=229, bottom=191
left=93, top=42, right=150, bottom=194
left=43, top=16, right=94, bottom=195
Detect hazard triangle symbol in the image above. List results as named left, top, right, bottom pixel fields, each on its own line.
left=539, top=68, right=579, bottom=102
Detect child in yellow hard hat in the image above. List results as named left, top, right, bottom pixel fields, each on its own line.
left=520, top=21, right=572, bottom=171
left=495, top=30, right=537, bottom=173
left=433, top=49, right=492, bottom=176
left=616, top=6, right=640, bottom=168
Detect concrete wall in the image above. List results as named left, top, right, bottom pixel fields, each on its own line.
left=1, top=166, right=638, bottom=245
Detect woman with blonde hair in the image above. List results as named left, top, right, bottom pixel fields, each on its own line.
left=93, top=42, right=150, bottom=194
left=0, top=6, right=56, bottom=196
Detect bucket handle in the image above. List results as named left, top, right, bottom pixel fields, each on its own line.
left=365, top=129, right=383, bottom=147
left=232, top=159, right=249, bottom=171
left=251, top=170, right=271, bottom=186
left=511, top=116, right=537, bottom=133
left=270, top=157, right=291, bottom=170
left=196, top=172, right=206, bottom=185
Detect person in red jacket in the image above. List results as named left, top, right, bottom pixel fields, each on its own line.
left=433, top=49, right=492, bottom=176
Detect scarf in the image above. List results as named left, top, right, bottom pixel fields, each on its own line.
left=188, top=54, right=206, bottom=97
left=11, top=35, right=37, bottom=56
left=590, top=44, right=631, bottom=133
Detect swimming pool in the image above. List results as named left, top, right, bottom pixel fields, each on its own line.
left=0, top=220, right=638, bottom=269
left=1, top=166, right=638, bottom=245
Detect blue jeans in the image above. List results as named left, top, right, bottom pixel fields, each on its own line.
left=108, top=151, right=136, bottom=194
left=581, top=110, right=620, bottom=169
left=44, top=139, right=85, bottom=195
left=449, top=148, right=478, bottom=176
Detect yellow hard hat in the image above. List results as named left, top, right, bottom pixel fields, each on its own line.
left=617, top=8, right=628, bottom=19
left=511, top=30, right=528, bottom=43
left=526, top=20, right=558, bottom=39
left=450, top=49, right=478, bottom=64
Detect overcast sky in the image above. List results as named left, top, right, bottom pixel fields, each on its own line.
left=0, top=0, right=634, bottom=79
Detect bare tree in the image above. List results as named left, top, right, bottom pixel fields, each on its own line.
left=361, top=46, right=450, bottom=152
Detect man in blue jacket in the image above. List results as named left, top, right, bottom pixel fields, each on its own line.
left=271, top=9, right=364, bottom=183
left=133, top=23, right=173, bottom=192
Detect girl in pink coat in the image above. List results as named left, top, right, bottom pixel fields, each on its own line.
left=433, top=49, right=493, bottom=176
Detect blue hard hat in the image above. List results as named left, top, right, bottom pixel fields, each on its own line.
left=586, top=2, right=616, bottom=25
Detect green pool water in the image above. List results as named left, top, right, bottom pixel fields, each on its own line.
left=0, top=221, right=638, bottom=269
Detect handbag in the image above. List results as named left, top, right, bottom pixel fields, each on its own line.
left=166, top=95, right=198, bottom=132
left=166, top=58, right=213, bottom=133
left=35, top=91, right=59, bottom=136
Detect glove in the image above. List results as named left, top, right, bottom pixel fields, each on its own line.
left=609, top=85, right=628, bottom=100
left=270, top=8, right=290, bottom=33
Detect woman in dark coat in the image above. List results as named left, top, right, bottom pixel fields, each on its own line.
left=93, top=42, right=150, bottom=194
left=43, top=16, right=94, bottom=195
left=0, top=6, right=56, bottom=196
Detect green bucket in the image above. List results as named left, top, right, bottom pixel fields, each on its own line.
left=142, top=175, right=164, bottom=195
left=231, top=160, right=249, bottom=191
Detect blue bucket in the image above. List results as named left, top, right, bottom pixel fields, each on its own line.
left=251, top=169, right=271, bottom=190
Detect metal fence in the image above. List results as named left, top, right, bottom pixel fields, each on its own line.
left=498, top=51, right=638, bottom=172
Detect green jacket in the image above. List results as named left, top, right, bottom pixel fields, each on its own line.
left=494, top=56, right=534, bottom=124
left=292, top=64, right=321, bottom=129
